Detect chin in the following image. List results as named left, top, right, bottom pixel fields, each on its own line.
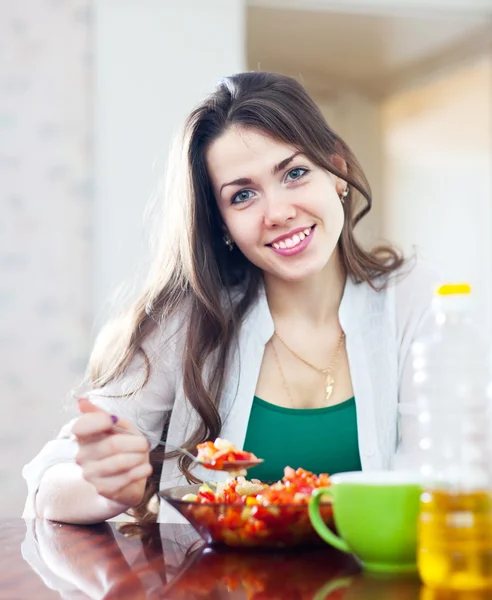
left=269, top=262, right=327, bottom=283
left=253, top=249, right=333, bottom=283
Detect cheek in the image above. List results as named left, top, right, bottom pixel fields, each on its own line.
left=223, top=209, right=262, bottom=248
left=327, top=207, right=345, bottom=244
left=308, top=184, right=344, bottom=224
left=321, top=182, right=344, bottom=213
left=218, top=208, right=245, bottom=245
left=229, top=222, right=260, bottom=252
left=328, top=197, right=345, bottom=229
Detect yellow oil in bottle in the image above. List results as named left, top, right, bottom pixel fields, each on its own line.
left=418, top=489, right=492, bottom=592
left=420, top=586, right=492, bottom=600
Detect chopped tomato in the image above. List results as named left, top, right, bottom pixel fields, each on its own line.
left=196, top=438, right=258, bottom=470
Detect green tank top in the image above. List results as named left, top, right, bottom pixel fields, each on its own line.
left=243, top=396, right=362, bottom=482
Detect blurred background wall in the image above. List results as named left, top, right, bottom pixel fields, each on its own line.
left=1, top=0, right=491, bottom=516
left=0, top=0, right=93, bottom=516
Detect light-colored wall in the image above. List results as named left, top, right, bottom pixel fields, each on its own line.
left=1, top=0, right=246, bottom=517
left=317, top=93, right=383, bottom=247
left=316, top=52, right=492, bottom=333
left=0, top=0, right=92, bottom=516
left=94, top=0, right=246, bottom=324
left=382, top=55, right=492, bottom=331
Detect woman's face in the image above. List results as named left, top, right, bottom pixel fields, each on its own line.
left=207, top=127, right=346, bottom=283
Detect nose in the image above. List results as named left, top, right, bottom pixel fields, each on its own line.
left=263, top=191, right=297, bottom=228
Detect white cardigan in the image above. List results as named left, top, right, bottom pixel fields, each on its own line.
left=22, top=259, right=438, bottom=522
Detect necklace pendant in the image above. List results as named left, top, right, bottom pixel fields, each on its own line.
left=325, top=375, right=334, bottom=401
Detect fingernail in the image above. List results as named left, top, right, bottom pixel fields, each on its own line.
left=110, top=414, right=118, bottom=424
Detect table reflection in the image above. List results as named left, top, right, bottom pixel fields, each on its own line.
left=20, top=519, right=430, bottom=599
left=164, top=543, right=358, bottom=599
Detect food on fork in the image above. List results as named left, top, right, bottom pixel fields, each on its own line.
left=196, top=438, right=259, bottom=469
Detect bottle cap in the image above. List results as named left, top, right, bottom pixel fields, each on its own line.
left=433, top=283, right=472, bottom=313
left=436, top=283, right=471, bottom=296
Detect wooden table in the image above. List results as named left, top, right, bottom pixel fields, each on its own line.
left=0, top=518, right=428, bottom=599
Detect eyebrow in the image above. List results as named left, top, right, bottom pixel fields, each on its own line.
left=219, top=152, right=303, bottom=195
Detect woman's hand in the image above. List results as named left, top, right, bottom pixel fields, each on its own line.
left=72, top=398, right=153, bottom=509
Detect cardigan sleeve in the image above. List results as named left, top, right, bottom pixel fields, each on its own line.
left=21, top=316, right=184, bottom=518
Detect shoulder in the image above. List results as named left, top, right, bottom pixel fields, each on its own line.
left=391, top=254, right=441, bottom=340
left=352, top=254, right=440, bottom=340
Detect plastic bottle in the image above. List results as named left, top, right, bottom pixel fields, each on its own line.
left=412, top=283, right=492, bottom=591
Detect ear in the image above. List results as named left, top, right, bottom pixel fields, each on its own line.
left=330, top=154, right=348, bottom=197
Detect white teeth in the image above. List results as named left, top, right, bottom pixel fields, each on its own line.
left=271, top=227, right=313, bottom=250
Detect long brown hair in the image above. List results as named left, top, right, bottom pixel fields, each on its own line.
left=88, top=71, right=403, bottom=521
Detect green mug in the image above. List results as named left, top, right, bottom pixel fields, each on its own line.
left=308, top=471, right=422, bottom=574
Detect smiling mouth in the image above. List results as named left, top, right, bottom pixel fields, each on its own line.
left=267, top=226, right=315, bottom=250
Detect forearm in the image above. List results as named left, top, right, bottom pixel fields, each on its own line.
left=35, top=463, right=131, bottom=525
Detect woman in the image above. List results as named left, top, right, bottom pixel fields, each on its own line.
left=23, top=71, right=437, bottom=524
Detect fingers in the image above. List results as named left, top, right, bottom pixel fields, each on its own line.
left=73, top=399, right=140, bottom=441
left=71, top=398, right=153, bottom=507
left=77, top=397, right=105, bottom=414
left=87, top=463, right=153, bottom=500
left=76, top=434, right=149, bottom=465
left=83, top=452, right=151, bottom=479
left=75, top=433, right=152, bottom=506
left=72, top=411, right=116, bottom=441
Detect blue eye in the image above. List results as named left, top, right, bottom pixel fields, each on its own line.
left=231, top=189, right=255, bottom=205
left=285, top=167, right=308, bottom=182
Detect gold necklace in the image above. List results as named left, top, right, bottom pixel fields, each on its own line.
left=273, top=329, right=345, bottom=403
left=271, top=336, right=298, bottom=407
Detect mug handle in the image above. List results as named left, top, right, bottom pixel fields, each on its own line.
left=308, top=488, right=351, bottom=554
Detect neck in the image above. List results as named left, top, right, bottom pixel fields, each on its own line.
left=264, top=247, right=347, bottom=328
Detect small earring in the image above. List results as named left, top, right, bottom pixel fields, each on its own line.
left=224, top=234, right=234, bottom=251
left=340, top=187, right=349, bottom=203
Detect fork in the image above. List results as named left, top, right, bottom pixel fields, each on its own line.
left=110, top=423, right=263, bottom=473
